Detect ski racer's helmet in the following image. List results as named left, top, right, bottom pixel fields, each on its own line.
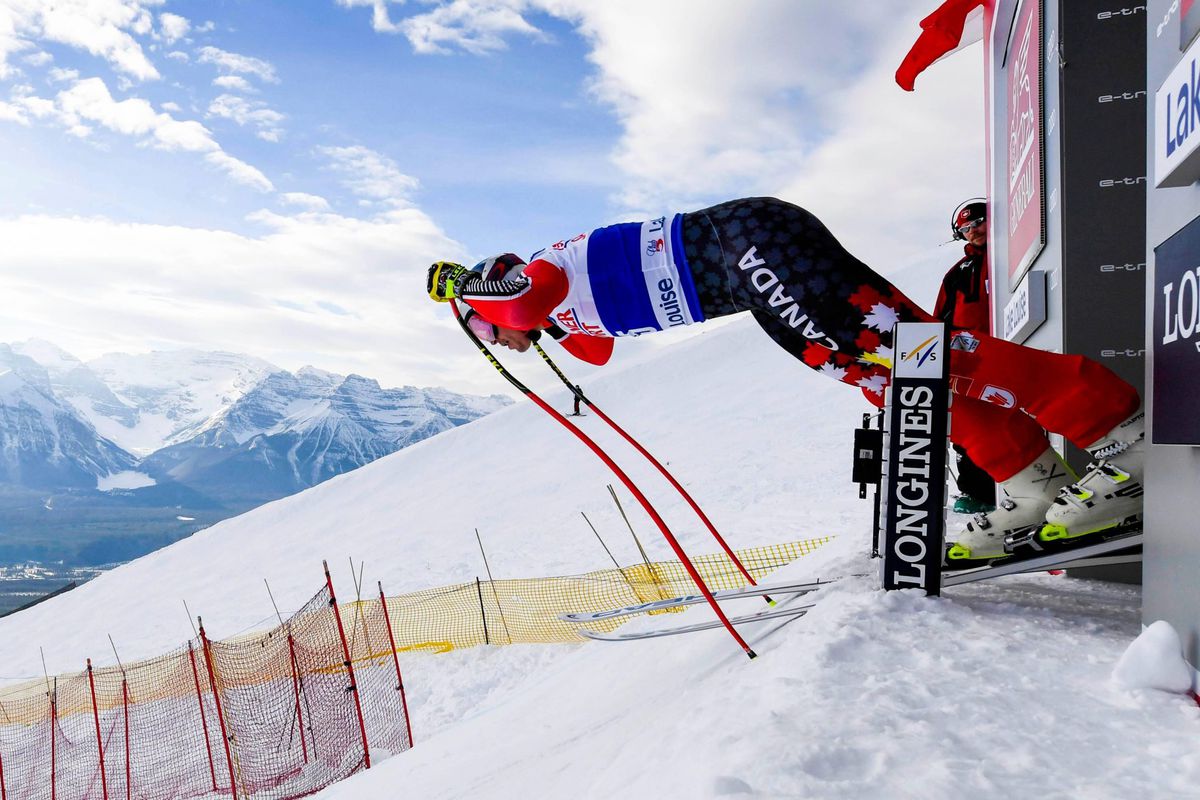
left=462, top=253, right=542, bottom=345
left=472, top=252, right=527, bottom=281
left=951, top=198, right=987, bottom=240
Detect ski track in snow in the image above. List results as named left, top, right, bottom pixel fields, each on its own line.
left=2, top=254, right=1197, bottom=798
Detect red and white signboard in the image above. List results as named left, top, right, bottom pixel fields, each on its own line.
left=1006, top=0, right=1044, bottom=286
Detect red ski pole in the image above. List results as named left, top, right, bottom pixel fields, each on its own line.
left=450, top=301, right=757, bottom=659
left=532, top=342, right=771, bottom=602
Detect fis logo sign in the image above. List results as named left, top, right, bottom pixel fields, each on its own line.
left=900, top=336, right=939, bottom=367
left=646, top=238, right=664, bottom=256
left=894, top=323, right=946, bottom=380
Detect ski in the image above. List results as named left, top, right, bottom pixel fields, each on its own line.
left=575, top=603, right=816, bottom=642
left=943, top=527, right=1143, bottom=587
left=559, top=579, right=830, bottom=623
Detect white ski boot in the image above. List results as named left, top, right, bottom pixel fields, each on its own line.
left=946, top=446, right=1074, bottom=562
left=1041, top=410, right=1144, bottom=542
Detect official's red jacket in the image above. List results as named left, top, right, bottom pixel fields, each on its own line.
left=934, top=244, right=991, bottom=333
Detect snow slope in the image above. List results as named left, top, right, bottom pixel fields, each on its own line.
left=2, top=252, right=1196, bottom=798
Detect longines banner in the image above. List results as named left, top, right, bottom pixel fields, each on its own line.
left=879, top=323, right=949, bottom=595
left=1006, top=0, right=1045, bottom=288
left=1152, top=216, right=1200, bottom=446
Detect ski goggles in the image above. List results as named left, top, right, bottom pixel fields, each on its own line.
left=955, top=217, right=985, bottom=236
left=466, top=312, right=499, bottom=344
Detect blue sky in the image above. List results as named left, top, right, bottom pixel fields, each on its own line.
left=0, top=1, right=984, bottom=395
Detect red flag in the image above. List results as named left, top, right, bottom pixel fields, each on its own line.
left=896, top=0, right=986, bottom=91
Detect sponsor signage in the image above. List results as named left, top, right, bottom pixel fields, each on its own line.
left=1006, top=0, right=1046, bottom=287
left=1155, top=27, right=1200, bottom=187
left=1002, top=270, right=1047, bottom=343
left=879, top=323, right=950, bottom=595
left=1060, top=1, right=1146, bottom=397
left=1152, top=216, right=1200, bottom=445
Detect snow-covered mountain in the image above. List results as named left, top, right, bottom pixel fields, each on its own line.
left=76, top=347, right=278, bottom=456
left=0, top=341, right=511, bottom=566
left=141, top=368, right=511, bottom=503
left=0, top=345, right=136, bottom=488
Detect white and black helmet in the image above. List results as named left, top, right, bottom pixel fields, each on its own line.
left=471, top=252, right=527, bottom=281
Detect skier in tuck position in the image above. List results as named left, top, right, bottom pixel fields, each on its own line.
left=426, top=197, right=1144, bottom=564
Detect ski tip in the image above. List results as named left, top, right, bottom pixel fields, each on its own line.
left=746, top=649, right=758, bottom=660
left=765, top=596, right=777, bottom=607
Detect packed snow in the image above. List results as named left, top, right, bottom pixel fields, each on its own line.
left=1, top=252, right=1196, bottom=798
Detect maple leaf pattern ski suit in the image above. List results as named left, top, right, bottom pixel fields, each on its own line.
left=463, top=197, right=1139, bottom=481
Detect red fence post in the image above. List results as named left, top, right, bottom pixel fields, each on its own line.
left=323, top=561, right=371, bottom=770
left=199, top=621, right=238, bottom=799
left=121, top=677, right=130, bottom=800
left=87, top=660, right=110, bottom=800
left=287, top=635, right=309, bottom=764
left=378, top=582, right=413, bottom=747
left=49, top=693, right=56, bottom=800
left=187, top=641, right=219, bottom=792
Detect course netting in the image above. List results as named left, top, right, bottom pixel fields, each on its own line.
left=0, top=536, right=828, bottom=798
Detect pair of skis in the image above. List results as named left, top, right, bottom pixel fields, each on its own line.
left=566, top=525, right=1146, bottom=642
left=561, top=579, right=827, bottom=642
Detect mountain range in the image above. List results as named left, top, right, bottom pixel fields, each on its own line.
left=0, top=340, right=510, bottom=564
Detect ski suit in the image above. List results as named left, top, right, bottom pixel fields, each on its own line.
left=459, top=197, right=1139, bottom=482
left=935, top=240, right=1002, bottom=502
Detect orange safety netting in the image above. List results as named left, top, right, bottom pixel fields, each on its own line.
left=0, top=536, right=829, bottom=798
left=0, top=582, right=411, bottom=800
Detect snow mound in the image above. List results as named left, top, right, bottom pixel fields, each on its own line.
left=1113, top=620, right=1196, bottom=694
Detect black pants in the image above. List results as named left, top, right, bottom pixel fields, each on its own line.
left=680, top=197, right=931, bottom=391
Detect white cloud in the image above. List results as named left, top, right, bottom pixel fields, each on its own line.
left=335, top=0, right=403, bottom=33
left=23, top=49, right=52, bottom=66
left=1, top=0, right=161, bottom=81
left=343, top=0, right=983, bottom=266
left=280, top=192, right=331, bottom=211
left=166, top=49, right=188, bottom=62
left=213, top=74, right=253, bottom=92
left=207, top=93, right=284, bottom=141
left=48, top=66, right=79, bottom=82
left=402, top=1, right=545, bottom=55
left=0, top=209, right=494, bottom=393
left=160, top=99, right=181, bottom=112
left=41, top=77, right=274, bottom=191
left=319, top=145, right=419, bottom=206
left=337, top=0, right=544, bottom=54
left=0, top=100, right=29, bottom=124
left=158, top=12, right=189, bottom=45
left=196, top=45, right=278, bottom=83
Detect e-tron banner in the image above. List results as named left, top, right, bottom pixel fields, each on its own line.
left=1059, top=0, right=1146, bottom=396
left=879, top=323, right=950, bottom=595
left=1152, top=215, right=1200, bottom=445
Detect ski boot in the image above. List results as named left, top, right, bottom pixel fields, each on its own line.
left=945, top=446, right=1074, bottom=563
left=1040, top=410, right=1144, bottom=543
